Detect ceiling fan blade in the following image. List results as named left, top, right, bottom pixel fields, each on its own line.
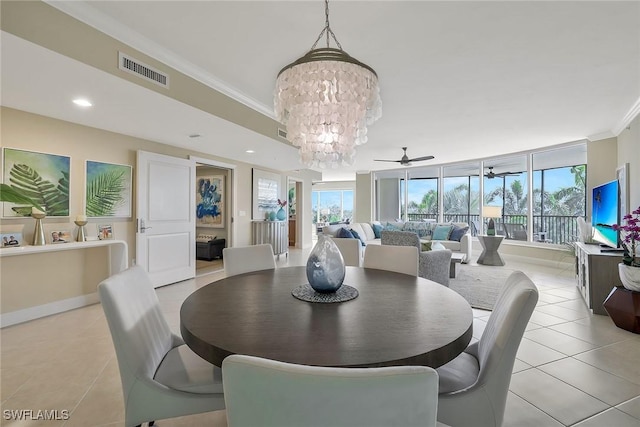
left=495, top=171, right=520, bottom=177
left=408, top=155, right=435, bottom=162
left=374, top=159, right=402, bottom=163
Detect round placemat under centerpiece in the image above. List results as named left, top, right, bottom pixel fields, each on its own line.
left=292, top=284, right=358, bottom=303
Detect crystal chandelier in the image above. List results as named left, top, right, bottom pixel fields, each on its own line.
left=274, top=0, right=382, bottom=169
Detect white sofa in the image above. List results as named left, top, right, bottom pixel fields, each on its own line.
left=324, top=221, right=472, bottom=264
left=322, top=223, right=381, bottom=267
left=322, top=223, right=381, bottom=246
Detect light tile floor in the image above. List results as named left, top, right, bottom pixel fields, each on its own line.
left=1, top=248, right=639, bottom=426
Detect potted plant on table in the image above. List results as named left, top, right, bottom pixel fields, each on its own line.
left=613, top=206, right=640, bottom=292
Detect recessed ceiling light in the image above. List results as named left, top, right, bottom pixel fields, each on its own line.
left=72, top=98, right=92, bottom=107
left=246, top=150, right=255, bottom=154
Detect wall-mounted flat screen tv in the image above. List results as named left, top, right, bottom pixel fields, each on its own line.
left=591, top=179, right=619, bottom=249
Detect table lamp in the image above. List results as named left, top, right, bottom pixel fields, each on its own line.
left=483, top=206, right=502, bottom=236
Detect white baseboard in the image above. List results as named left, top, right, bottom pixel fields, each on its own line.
left=0, top=293, right=99, bottom=328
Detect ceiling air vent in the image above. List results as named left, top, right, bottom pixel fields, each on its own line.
left=277, top=128, right=288, bottom=139
left=118, top=52, right=169, bottom=88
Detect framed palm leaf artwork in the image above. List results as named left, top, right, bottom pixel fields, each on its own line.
left=2, top=148, right=70, bottom=217
left=85, top=161, right=132, bottom=218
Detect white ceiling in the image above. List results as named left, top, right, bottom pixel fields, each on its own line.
left=2, top=1, right=639, bottom=181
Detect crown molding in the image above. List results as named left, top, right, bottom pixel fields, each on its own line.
left=587, top=131, right=615, bottom=142
left=613, top=96, right=640, bottom=136
left=44, top=1, right=275, bottom=119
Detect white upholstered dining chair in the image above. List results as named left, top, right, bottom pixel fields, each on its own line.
left=98, top=266, right=225, bottom=427
left=363, top=244, right=419, bottom=276
left=436, top=271, right=539, bottom=427
left=329, top=236, right=362, bottom=267
left=223, top=243, right=276, bottom=276
left=222, top=354, right=440, bottom=427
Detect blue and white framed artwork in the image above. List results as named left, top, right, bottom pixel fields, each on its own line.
left=196, top=175, right=224, bottom=228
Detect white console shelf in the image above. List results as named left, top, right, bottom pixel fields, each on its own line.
left=0, top=239, right=128, bottom=275
left=252, top=220, right=288, bottom=258
left=0, top=240, right=128, bottom=327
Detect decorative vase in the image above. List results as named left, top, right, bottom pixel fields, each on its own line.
left=276, top=207, right=286, bottom=221
left=31, top=209, right=46, bottom=246
left=618, top=263, right=640, bottom=292
left=269, top=211, right=276, bottom=221
left=75, top=220, right=88, bottom=242
left=306, top=234, right=345, bottom=293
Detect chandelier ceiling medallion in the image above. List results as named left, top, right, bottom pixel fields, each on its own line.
left=274, top=0, right=382, bottom=169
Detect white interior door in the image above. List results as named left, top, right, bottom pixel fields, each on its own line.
left=136, top=150, right=195, bottom=287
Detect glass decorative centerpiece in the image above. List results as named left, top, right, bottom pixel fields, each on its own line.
left=292, top=234, right=358, bottom=303
left=306, top=234, right=345, bottom=293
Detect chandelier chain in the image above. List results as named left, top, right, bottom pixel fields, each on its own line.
left=310, top=0, right=342, bottom=51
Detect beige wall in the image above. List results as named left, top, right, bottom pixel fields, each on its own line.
left=586, top=137, right=618, bottom=220
left=616, top=114, right=640, bottom=212
left=355, top=173, right=373, bottom=222
left=0, top=107, right=317, bottom=317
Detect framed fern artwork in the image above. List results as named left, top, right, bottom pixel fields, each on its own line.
left=85, top=161, right=132, bottom=218
left=2, top=148, right=71, bottom=217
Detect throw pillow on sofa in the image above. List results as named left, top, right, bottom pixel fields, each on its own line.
left=421, top=241, right=433, bottom=251
left=372, top=223, right=383, bottom=239
left=350, top=229, right=367, bottom=246
left=337, top=227, right=355, bottom=239
left=432, top=225, right=453, bottom=241
left=384, top=222, right=404, bottom=231
left=403, top=221, right=432, bottom=238
left=449, top=224, right=469, bottom=242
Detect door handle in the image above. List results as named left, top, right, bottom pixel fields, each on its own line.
left=138, top=219, right=152, bottom=233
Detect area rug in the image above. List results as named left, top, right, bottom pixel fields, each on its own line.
left=449, top=264, right=515, bottom=310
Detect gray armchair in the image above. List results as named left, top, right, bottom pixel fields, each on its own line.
left=381, top=230, right=452, bottom=286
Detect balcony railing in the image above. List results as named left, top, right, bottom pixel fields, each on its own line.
left=405, top=213, right=579, bottom=244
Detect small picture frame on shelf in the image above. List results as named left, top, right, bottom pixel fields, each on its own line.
left=97, top=224, right=114, bottom=240
left=50, top=230, right=72, bottom=244
left=1, top=232, right=23, bottom=248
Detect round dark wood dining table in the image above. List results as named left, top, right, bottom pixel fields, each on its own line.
left=180, top=266, right=473, bottom=368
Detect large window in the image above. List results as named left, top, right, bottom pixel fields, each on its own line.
left=443, top=163, right=480, bottom=227
left=374, top=143, right=587, bottom=245
left=483, top=155, right=529, bottom=238
left=533, top=146, right=587, bottom=244
left=401, top=178, right=438, bottom=221
left=312, top=190, right=354, bottom=224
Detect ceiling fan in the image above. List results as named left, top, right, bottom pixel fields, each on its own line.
left=374, top=147, right=434, bottom=167
left=484, top=166, right=520, bottom=179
